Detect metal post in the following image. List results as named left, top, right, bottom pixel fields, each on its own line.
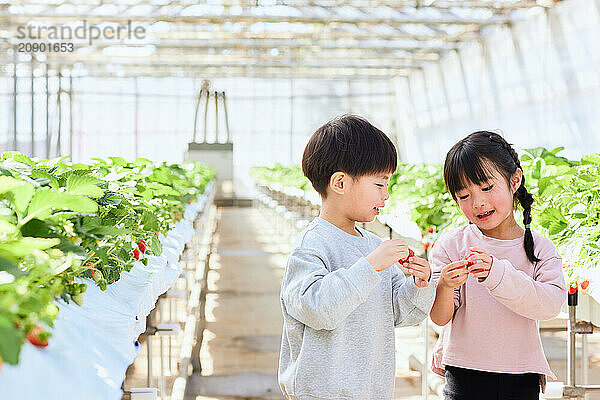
left=202, top=88, right=210, bottom=143
left=479, top=39, right=502, bottom=118
left=31, top=58, right=35, bottom=157
left=147, top=313, right=153, bottom=387
left=214, top=91, right=219, bottom=143
left=69, top=73, right=73, bottom=160
left=12, top=49, right=17, bottom=151
left=222, top=92, right=231, bottom=143
left=57, top=68, right=62, bottom=156
left=437, top=63, right=453, bottom=120
left=455, top=49, right=474, bottom=116
left=567, top=295, right=577, bottom=389
left=192, top=88, right=203, bottom=143
left=289, top=79, right=294, bottom=164
left=422, top=318, right=429, bottom=400
left=508, top=23, right=533, bottom=103
left=419, top=68, right=435, bottom=127
left=45, top=65, right=50, bottom=158
left=134, top=77, right=139, bottom=158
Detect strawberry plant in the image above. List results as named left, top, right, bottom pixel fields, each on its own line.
left=0, top=151, right=215, bottom=367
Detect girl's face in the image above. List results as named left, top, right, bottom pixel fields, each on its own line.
left=454, top=166, right=522, bottom=235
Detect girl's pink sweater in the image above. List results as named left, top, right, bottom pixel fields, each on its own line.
left=430, top=224, right=567, bottom=391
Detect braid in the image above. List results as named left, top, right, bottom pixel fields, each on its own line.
left=489, top=133, right=540, bottom=263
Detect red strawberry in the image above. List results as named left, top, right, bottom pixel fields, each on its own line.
left=399, top=249, right=415, bottom=264
left=137, top=240, right=147, bottom=254
left=569, top=281, right=578, bottom=295
left=27, top=325, right=49, bottom=348
left=155, top=232, right=159, bottom=237
left=424, top=242, right=431, bottom=251
left=580, top=279, right=590, bottom=295
left=133, top=248, right=140, bottom=260
left=427, top=227, right=434, bottom=234
left=464, top=253, right=477, bottom=267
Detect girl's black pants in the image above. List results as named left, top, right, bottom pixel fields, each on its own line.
left=443, top=365, right=540, bottom=400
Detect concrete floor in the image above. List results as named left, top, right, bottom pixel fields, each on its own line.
left=124, top=204, right=600, bottom=400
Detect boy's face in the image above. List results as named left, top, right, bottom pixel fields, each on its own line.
left=346, top=173, right=391, bottom=223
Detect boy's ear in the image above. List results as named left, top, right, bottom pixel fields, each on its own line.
left=329, top=171, right=347, bottom=195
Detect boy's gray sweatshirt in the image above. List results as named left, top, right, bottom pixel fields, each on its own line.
left=278, top=217, right=435, bottom=400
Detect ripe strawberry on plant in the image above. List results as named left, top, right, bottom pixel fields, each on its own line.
left=427, top=227, right=434, bottom=234
left=133, top=248, right=141, bottom=260
left=569, top=281, right=578, bottom=295
left=27, top=325, right=49, bottom=348
left=137, top=240, right=147, bottom=254
left=580, top=279, right=590, bottom=295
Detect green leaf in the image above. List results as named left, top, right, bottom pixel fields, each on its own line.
left=10, top=182, right=35, bottom=215
left=30, top=170, right=59, bottom=189
left=0, top=237, right=61, bottom=259
left=66, top=175, right=104, bottom=198
left=0, top=176, right=25, bottom=195
left=1, top=152, right=34, bottom=166
left=108, top=156, right=127, bottom=166
left=548, top=220, right=568, bottom=235
left=0, top=314, right=22, bottom=365
left=538, top=207, right=568, bottom=229
left=150, top=235, right=162, bottom=256
left=141, top=210, right=159, bottom=232
left=26, top=190, right=98, bottom=221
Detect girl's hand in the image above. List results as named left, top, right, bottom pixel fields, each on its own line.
left=401, top=256, right=431, bottom=287
left=439, top=260, right=469, bottom=289
left=466, top=247, right=493, bottom=282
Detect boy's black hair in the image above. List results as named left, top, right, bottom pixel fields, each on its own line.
left=302, top=114, right=397, bottom=199
left=444, top=131, right=540, bottom=263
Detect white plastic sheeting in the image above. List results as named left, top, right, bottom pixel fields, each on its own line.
left=0, top=182, right=214, bottom=400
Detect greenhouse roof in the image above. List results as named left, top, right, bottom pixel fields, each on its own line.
left=1, top=0, right=560, bottom=78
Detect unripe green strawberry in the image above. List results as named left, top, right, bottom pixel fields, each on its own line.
left=91, top=269, right=103, bottom=282
left=71, top=293, right=84, bottom=306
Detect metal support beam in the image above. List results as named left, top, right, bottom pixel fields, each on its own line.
left=45, top=65, right=50, bottom=158
left=507, top=23, right=532, bottom=103
left=192, top=88, right=203, bottom=143
left=31, top=58, right=35, bottom=157
left=69, top=73, right=73, bottom=160
left=134, top=76, right=139, bottom=158
left=455, top=49, right=473, bottom=116
left=202, top=86, right=210, bottom=143
left=214, top=91, right=219, bottom=143
left=222, top=92, right=231, bottom=143
left=57, top=68, right=62, bottom=156
left=289, top=79, right=295, bottom=165
left=437, top=62, right=453, bottom=120
left=12, top=50, right=17, bottom=151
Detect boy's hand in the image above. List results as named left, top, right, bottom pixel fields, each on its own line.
left=439, top=260, right=469, bottom=289
left=366, top=239, right=410, bottom=272
left=465, top=247, right=493, bottom=282
left=401, top=256, right=431, bottom=287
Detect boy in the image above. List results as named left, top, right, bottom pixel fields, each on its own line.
left=278, top=115, right=435, bottom=400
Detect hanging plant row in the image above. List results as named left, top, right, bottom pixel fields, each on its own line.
left=0, top=151, right=215, bottom=368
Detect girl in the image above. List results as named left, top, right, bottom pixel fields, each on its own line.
left=429, top=131, right=567, bottom=400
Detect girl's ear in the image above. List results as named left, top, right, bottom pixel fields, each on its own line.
left=511, top=168, right=523, bottom=193
left=329, top=171, right=346, bottom=195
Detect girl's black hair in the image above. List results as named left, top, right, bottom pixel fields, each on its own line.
left=444, top=131, right=540, bottom=263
